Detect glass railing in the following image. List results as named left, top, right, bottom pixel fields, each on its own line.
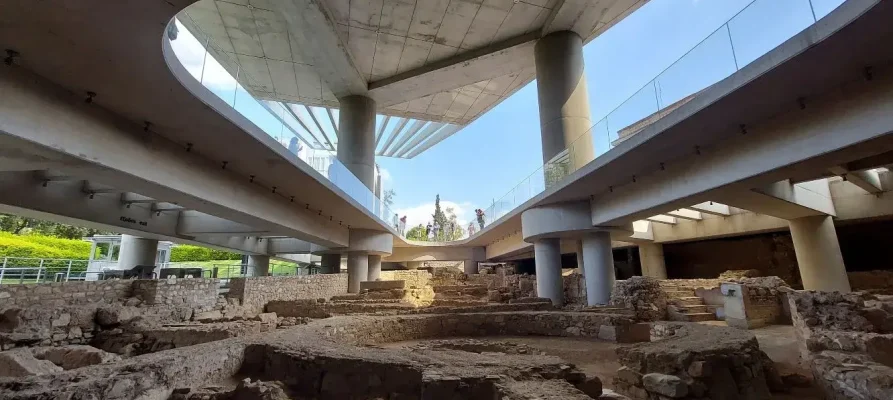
left=166, top=17, right=397, bottom=232
left=475, top=0, right=842, bottom=230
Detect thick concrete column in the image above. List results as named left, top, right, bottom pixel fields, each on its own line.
left=534, top=31, right=594, bottom=169
left=247, top=255, right=270, bottom=277
left=574, top=240, right=584, bottom=275
left=347, top=252, right=369, bottom=293
left=118, top=234, right=158, bottom=270
left=337, top=95, right=377, bottom=189
left=368, top=255, right=382, bottom=281
left=789, top=216, right=851, bottom=292
left=638, top=243, right=667, bottom=279
left=534, top=238, right=563, bottom=306
left=320, top=254, right=341, bottom=274
left=464, top=260, right=478, bottom=275
left=581, top=232, right=616, bottom=305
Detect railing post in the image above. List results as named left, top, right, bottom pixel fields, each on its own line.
left=65, top=260, right=73, bottom=282
left=37, top=259, right=44, bottom=283
left=0, top=257, right=6, bottom=285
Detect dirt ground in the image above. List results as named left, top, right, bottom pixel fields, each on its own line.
left=385, top=324, right=825, bottom=399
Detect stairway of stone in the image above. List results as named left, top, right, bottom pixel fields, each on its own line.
left=431, top=284, right=490, bottom=307
left=660, top=283, right=716, bottom=322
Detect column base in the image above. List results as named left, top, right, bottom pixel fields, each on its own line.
left=534, top=238, right=563, bottom=306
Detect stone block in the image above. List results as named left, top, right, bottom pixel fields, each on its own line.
left=0, top=349, right=62, bottom=377
left=642, top=373, right=688, bottom=398
left=256, top=312, right=278, bottom=324
left=360, top=280, right=406, bottom=291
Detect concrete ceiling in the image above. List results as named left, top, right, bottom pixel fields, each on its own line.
left=181, top=0, right=646, bottom=128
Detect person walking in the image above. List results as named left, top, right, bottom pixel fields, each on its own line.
left=432, top=221, right=440, bottom=240
left=476, top=209, right=486, bottom=230
left=399, top=215, right=407, bottom=236
left=467, top=222, right=476, bottom=237
left=425, top=222, right=432, bottom=239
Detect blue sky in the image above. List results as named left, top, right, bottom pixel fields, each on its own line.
left=172, top=0, right=844, bottom=231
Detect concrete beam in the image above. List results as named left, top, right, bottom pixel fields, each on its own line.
left=0, top=171, right=269, bottom=254
left=0, top=66, right=349, bottom=247
left=267, top=238, right=313, bottom=254
left=686, top=202, right=730, bottom=216
left=716, top=179, right=836, bottom=220
left=271, top=0, right=367, bottom=97
left=176, top=211, right=269, bottom=236
left=666, top=209, right=702, bottom=221
left=590, top=60, right=893, bottom=226
left=367, top=33, right=537, bottom=107
left=645, top=215, right=677, bottom=225
left=385, top=245, right=485, bottom=263
left=829, top=165, right=883, bottom=194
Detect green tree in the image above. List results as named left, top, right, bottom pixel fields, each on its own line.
left=405, top=224, right=426, bottom=241
left=442, top=206, right=464, bottom=241
left=433, top=194, right=449, bottom=241
left=0, top=213, right=109, bottom=239
left=382, top=189, right=395, bottom=211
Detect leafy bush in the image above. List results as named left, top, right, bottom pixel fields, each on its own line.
left=170, top=245, right=241, bottom=262
left=0, top=232, right=94, bottom=259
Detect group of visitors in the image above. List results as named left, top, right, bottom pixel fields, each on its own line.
left=392, top=214, right=407, bottom=236
left=475, top=208, right=486, bottom=230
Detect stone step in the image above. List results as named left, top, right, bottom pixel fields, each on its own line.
left=433, top=284, right=489, bottom=293
left=329, top=298, right=404, bottom=304
left=678, top=305, right=709, bottom=313
left=665, top=290, right=696, bottom=298
left=670, top=296, right=704, bottom=306
left=679, top=312, right=716, bottom=322
left=430, top=299, right=488, bottom=307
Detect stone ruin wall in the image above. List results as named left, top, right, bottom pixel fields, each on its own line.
left=132, top=278, right=219, bottom=312
left=227, top=274, right=348, bottom=313
left=0, top=280, right=133, bottom=307
left=0, top=278, right=220, bottom=350
left=848, top=270, right=893, bottom=294
left=788, top=290, right=893, bottom=400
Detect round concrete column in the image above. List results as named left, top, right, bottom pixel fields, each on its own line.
left=368, top=255, right=382, bottom=281
left=464, top=260, right=478, bottom=275
left=118, top=234, right=159, bottom=271
left=320, top=254, right=341, bottom=274
left=534, top=31, right=594, bottom=169
left=789, top=216, right=851, bottom=292
left=337, top=95, right=377, bottom=190
left=638, top=243, right=667, bottom=279
left=247, top=255, right=270, bottom=277
left=534, top=238, right=563, bottom=306
left=347, top=252, right=369, bottom=293
left=574, top=239, right=584, bottom=275
left=581, top=232, right=615, bottom=305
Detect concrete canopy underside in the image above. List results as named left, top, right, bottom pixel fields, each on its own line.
left=181, top=0, right=646, bottom=131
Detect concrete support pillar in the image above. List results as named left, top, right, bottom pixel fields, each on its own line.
left=464, top=260, right=478, bottom=275
left=347, top=252, right=368, bottom=293
left=247, top=255, right=270, bottom=277
left=337, top=95, right=377, bottom=189
left=368, top=255, right=382, bottom=281
left=581, top=232, right=616, bottom=306
left=574, top=240, right=584, bottom=275
left=789, top=216, right=851, bottom=292
left=534, top=238, right=563, bottom=306
left=118, top=234, right=159, bottom=271
left=320, top=254, right=341, bottom=274
left=638, top=243, right=667, bottom=279
left=534, top=31, right=594, bottom=169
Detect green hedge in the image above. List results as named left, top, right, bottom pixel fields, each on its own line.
left=169, top=245, right=241, bottom=262
left=0, top=232, right=94, bottom=260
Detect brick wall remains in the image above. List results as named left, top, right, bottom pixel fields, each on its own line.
left=228, top=274, right=348, bottom=312
left=0, top=280, right=132, bottom=307
left=132, top=278, right=219, bottom=312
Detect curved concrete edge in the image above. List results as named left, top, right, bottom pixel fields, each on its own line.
left=522, top=201, right=633, bottom=242
left=311, top=228, right=394, bottom=256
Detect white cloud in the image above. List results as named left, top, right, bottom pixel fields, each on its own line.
left=377, top=167, right=392, bottom=183
left=395, top=200, right=473, bottom=231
